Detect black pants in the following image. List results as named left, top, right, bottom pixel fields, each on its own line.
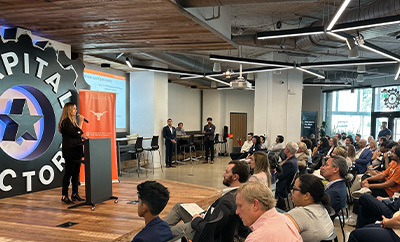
left=205, top=139, right=214, bottom=161
left=165, top=141, right=174, bottom=166
left=356, top=193, right=395, bottom=228
left=349, top=224, right=400, bottom=242
left=230, top=152, right=248, bottom=160
left=62, top=159, right=81, bottom=196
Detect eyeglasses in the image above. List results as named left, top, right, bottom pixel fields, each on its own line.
left=291, top=187, right=301, bottom=192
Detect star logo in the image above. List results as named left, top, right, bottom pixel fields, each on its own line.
left=0, top=99, right=43, bottom=141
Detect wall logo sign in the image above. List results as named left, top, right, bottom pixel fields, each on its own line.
left=90, top=110, right=108, bottom=121
left=0, top=33, right=80, bottom=198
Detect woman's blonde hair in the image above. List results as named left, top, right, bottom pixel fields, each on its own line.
left=253, top=151, right=271, bottom=187
left=333, top=147, right=348, bottom=159
left=297, top=142, right=310, bottom=156
left=58, top=102, right=77, bottom=133
left=369, top=140, right=377, bottom=149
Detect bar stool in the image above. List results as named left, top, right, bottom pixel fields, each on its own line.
left=128, top=137, right=147, bottom=177
left=144, top=135, right=163, bottom=174
left=181, top=134, right=197, bottom=164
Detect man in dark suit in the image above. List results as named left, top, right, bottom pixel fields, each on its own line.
left=320, top=155, right=348, bottom=213
left=162, top=118, right=176, bottom=168
left=275, top=141, right=299, bottom=211
left=354, top=139, right=373, bottom=174
left=203, top=117, right=216, bottom=164
left=132, top=181, right=172, bottom=242
left=163, top=160, right=249, bottom=242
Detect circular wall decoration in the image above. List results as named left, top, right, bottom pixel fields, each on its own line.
left=384, top=88, right=400, bottom=109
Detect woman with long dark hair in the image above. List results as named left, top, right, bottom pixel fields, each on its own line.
left=58, top=102, right=86, bottom=204
left=286, top=174, right=335, bottom=242
left=312, top=137, right=330, bottom=158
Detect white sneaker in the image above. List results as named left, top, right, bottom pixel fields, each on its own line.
left=352, top=187, right=372, bottom=199
left=345, top=216, right=357, bottom=227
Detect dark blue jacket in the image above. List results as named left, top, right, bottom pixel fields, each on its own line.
left=203, top=124, right=216, bottom=141
left=355, top=148, right=373, bottom=174
left=325, top=179, right=347, bottom=213
left=162, top=125, right=176, bottom=144
left=248, top=144, right=262, bottom=156
left=276, top=155, right=298, bottom=198
left=132, top=216, right=172, bottom=242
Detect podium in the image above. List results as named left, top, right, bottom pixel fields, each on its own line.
left=69, top=138, right=118, bottom=210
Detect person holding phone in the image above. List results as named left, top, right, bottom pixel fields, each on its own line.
left=58, top=102, right=86, bottom=204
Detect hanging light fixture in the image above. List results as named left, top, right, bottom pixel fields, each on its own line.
left=356, top=74, right=364, bottom=82
left=213, top=62, right=221, bottom=72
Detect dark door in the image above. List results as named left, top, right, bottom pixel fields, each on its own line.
left=230, top=113, right=247, bottom=147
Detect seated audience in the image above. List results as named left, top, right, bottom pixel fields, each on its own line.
left=347, top=144, right=356, bottom=165
left=276, top=142, right=299, bottom=211
left=247, top=135, right=262, bottom=157
left=260, top=135, right=267, bottom=150
left=356, top=193, right=400, bottom=228
left=248, top=151, right=271, bottom=187
left=235, top=181, right=302, bottom=242
left=320, top=156, right=348, bottom=213
left=163, top=160, right=249, bottom=241
left=311, top=137, right=330, bottom=158
left=310, top=134, right=317, bottom=150
left=286, top=174, right=335, bottom=241
left=326, top=137, right=338, bottom=157
left=367, top=135, right=374, bottom=146
left=354, top=139, right=373, bottom=174
left=269, top=135, right=285, bottom=153
left=132, top=181, right=172, bottom=242
left=230, top=133, right=254, bottom=160
left=302, top=139, right=313, bottom=164
left=339, top=132, right=347, bottom=146
left=349, top=212, right=400, bottom=242
left=355, top=134, right=362, bottom=150
left=332, top=146, right=352, bottom=168
left=369, top=140, right=379, bottom=161
left=371, top=141, right=389, bottom=170
left=346, top=135, right=354, bottom=146
left=360, top=145, right=400, bottom=198
left=296, top=142, right=309, bottom=174
left=268, top=155, right=280, bottom=185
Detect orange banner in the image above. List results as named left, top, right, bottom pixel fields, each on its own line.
left=78, top=90, right=118, bottom=182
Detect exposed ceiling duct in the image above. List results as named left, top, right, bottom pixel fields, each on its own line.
left=175, top=0, right=319, bottom=8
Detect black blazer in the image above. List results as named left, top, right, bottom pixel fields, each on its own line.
left=61, top=118, right=83, bottom=160
left=203, top=124, right=216, bottom=141
left=248, top=144, right=262, bottom=155
left=162, top=125, right=176, bottom=144
left=191, top=189, right=239, bottom=242
left=276, top=155, right=298, bottom=198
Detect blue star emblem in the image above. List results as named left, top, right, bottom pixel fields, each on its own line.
left=0, top=99, right=43, bottom=141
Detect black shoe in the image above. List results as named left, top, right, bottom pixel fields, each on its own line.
left=61, top=196, right=74, bottom=204
left=71, top=193, right=85, bottom=202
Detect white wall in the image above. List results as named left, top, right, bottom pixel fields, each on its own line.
left=203, top=89, right=254, bottom=135
left=168, top=83, right=201, bottom=131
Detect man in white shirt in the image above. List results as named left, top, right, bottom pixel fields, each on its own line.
left=230, top=133, right=254, bottom=160
left=269, top=135, right=285, bottom=153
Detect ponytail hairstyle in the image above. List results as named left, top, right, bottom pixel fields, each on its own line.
left=298, top=174, right=330, bottom=206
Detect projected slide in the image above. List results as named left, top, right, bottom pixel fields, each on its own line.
left=83, top=69, right=126, bottom=130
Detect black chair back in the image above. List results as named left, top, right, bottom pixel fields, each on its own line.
left=151, top=135, right=159, bottom=149
left=214, top=133, right=220, bottom=143
left=135, top=137, right=143, bottom=153
left=189, top=134, right=195, bottom=145
left=193, top=211, right=224, bottom=242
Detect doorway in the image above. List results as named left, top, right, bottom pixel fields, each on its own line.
left=371, top=111, right=400, bottom=141
left=230, top=113, right=247, bottom=147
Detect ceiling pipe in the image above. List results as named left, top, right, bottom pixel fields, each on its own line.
left=175, top=0, right=319, bottom=8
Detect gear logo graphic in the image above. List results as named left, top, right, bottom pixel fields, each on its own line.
left=0, top=32, right=87, bottom=197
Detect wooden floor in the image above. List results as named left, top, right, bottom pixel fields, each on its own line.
left=0, top=180, right=220, bottom=242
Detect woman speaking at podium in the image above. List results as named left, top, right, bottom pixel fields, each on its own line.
left=58, top=102, right=86, bottom=204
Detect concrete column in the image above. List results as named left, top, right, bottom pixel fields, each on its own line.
left=254, top=66, right=303, bottom=146
left=130, top=71, right=168, bottom=167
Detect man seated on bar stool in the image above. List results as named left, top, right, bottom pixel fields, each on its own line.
left=132, top=181, right=172, bottom=242
left=176, top=122, right=187, bottom=154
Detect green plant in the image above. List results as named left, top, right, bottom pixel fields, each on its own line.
left=319, top=121, right=327, bottom=138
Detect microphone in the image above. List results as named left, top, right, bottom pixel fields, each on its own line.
left=78, top=114, right=89, bottom=123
